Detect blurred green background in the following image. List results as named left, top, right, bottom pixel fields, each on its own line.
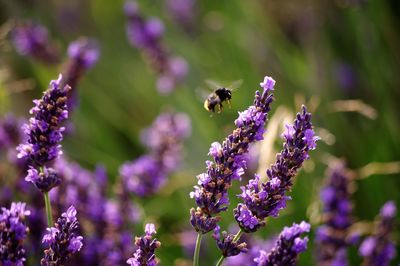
left=0, top=0, right=399, bottom=265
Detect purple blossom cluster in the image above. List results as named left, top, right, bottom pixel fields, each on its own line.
left=51, top=157, right=139, bottom=265
left=12, top=21, right=60, bottom=64
left=359, top=201, right=397, bottom=266
left=224, top=233, right=276, bottom=266
left=120, top=112, right=191, bottom=196
left=0, top=202, right=31, bottom=265
left=234, top=106, right=319, bottom=233
left=124, top=0, right=188, bottom=94
left=315, top=162, right=354, bottom=266
left=63, top=37, right=100, bottom=111
left=41, top=205, right=83, bottom=265
left=17, top=75, right=70, bottom=192
left=254, top=221, right=310, bottom=266
left=212, top=225, right=248, bottom=258
left=165, top=0, right=197, bottom=33
left=126, top=223, right=161, bottom=266
left=190, top=76, right=276, bottom=234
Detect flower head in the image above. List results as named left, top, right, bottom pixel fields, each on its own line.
left=12, top=21, right=59, bottom=64
left=41, top=206, right=83, bottom=265
left=121, top=112, right=190, bottom=196
left=234, top=106, right=318, bottom=233
left=126, top=223, right=161, bottom=266
left=256, top=221, right=310, bottom=266
left=315, top=162, right=354, bottom=265
left=212, top=225, right=248, bottom=258
left=17, top=74, right=70, bottom=167
left=359, top=201, right=397, bottom=266
left=0, top=202, right=30, bottom=265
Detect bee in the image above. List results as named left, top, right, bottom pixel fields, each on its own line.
left=202, top=79, right=242, bottom=113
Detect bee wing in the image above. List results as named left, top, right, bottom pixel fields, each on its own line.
left=205, top=79, right=223, bottom=90
left=195, top=86, right=211, bottom=102
left=227, top=79, right=243, bottom=91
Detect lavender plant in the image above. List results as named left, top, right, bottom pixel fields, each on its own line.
left=120, top=112, right=191, bottom=196
left=233, top=106, right=319, bottom=233
left=359, top=201, right=397, bottom=266
left=63, top=37, right=100, bottom=111
left=16, top=74, right=70, bottom=226
left=253, top=221, right=310, bottom=266
left=0, top=202, right=31, bottom=265
left=124, top=0, right=188, bottom=94
left=41, top=205, right=83, bottom=266
left=315, top=162, right=354, bottom=266
left=12, top=21, right=59, bottom=64
left=126, top=223, right=161, bottom=266
left=190, top=75, right=276, bottom=265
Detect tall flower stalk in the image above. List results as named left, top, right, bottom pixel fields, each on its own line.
left=0, top=202, right=31, bottom=265
left=253, top=221, right=310, bottom=266
left=214, top=105, right=318, bottom=265
left=124, top=0, right=188, bottom=94
left=190, top=75, right=276, bottom=265
left=17, top=74, right=70, bottom=226
left=315, top=161, right=354, bottom=266
left=120, top=112, right=191, bottom=196
left=126, top=223, right=161, bottom=266
left=41, top=205, right=83, bottom=265
left=359, top=201, right=397, bottom=266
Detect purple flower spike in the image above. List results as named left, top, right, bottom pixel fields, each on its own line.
left=315, top=162, right=354, bottom=266
left=12, top=21, right=60, bottom=64
left=0, top=202, right=30, bottom=265
left=124, top=0, right=188, bottom=94
left=359, top=201, right=397, bottom=266
left=41, top=206, right=83, bottom=265
left=255, top=221, right=310, bottom=266
left=212, top=226, right=248, bottom=258
left=64, top=37, right=100, bottom=112
left=17, top=74, right=70, bottom=167
left=126, top=223, right=161, bottom=266
left=120, top=112, right=191, bottom=196
left=234, top=106, right=318, bottom=233
left=25, top=166, right=61, bottom=193
left=190, top=75, right=275, bottom=234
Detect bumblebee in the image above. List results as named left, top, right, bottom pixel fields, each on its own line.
left=204, top=88, right=232, bottom=113
left=202, top=79, right=242, bottom=113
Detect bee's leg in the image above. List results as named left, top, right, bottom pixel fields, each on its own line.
left=227, top=99, right=231, bottom=108
left=218, top=103, right=223, bottom=113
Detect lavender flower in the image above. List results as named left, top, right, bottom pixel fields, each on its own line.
left=234, top=106, right=319, bottom=233
left=41, top=205, right=83, bottom=266
left=12, top=21, right=59, bottom=64
left=190, top=76, right=275, bottom=234
left=0, top=202, right=31, bottom=265
left=212, top=225, right=248, bottom=258
left=120, top=112, right=191, bottom=196
left=64, top=37, right=100, bottom=111
left=315, top=162, right=354, bottom=266
left=126, top=223, right=161, bottom=266
left=17, top=74, right=70, bottom=167
left=224, top=234, right=276, bottom=266
left=17, top=74, right=70, bottom=192
left=359, top=201, right=397, bottom=266
left=124, top=0, right=188, bottom=94
left=165, top=0, right=197, bottom=33
left=254, top=221, right=310, bottom=266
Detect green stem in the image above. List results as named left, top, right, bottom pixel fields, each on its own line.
left=215, top=229, right=243, bottom=266
left=193, top=233, right=203, bottom=266
left=44, top=192, right=53, bottom=227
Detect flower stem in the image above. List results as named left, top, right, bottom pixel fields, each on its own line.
left=215, top=229, right=243, bottom=266
left=44, top=191, right=53, bottom=226
left=193, top=233, right=203, bottom=266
